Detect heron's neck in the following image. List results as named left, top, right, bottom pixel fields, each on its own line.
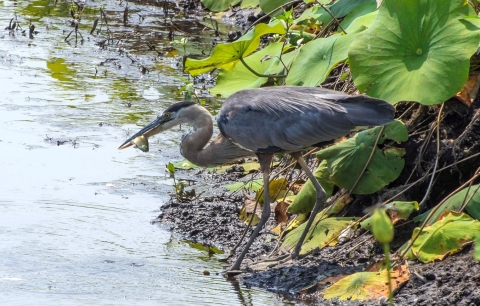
left=180, top=106, right=215, bottom=167
left=180, top=105, right=252, bottom=167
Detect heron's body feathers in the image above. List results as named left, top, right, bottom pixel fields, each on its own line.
left=217, top=86, right=394, bottom=153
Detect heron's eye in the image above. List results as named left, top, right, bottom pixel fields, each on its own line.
left=165, top=113, right=171, bottom=119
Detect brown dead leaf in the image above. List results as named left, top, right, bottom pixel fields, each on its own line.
left=455, top=74, right=480, bottom=107
left=274, top=200, right=290, bottom=224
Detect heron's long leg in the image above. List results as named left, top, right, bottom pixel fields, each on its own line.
left=290, top=152, right=327, bottom=258
left=230, top=153, right=273, bottom=271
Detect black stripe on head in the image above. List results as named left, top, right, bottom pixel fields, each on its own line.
left=164, top=101, right=196, bottom=113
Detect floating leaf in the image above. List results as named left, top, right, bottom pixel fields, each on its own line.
left=349, top=0, right=480, bottom=105
left=414, top=184, right=480, bottom=225
left=200, top=0, right=241, bottom=12
left=410, top=212, right=480, bottom=263
left=286, top=28, right=365, bottom=86
left=362, top=201, right=419, bottom=230
left=185, top=22, right=285, bottom=76
left=316, top=120, right=408, bottom=194
left=322, top=263, right=410, bottom=301
left=287, top=160, right=334, bottom=214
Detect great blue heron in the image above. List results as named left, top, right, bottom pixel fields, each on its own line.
left=119, top=86, right=395, bottom=272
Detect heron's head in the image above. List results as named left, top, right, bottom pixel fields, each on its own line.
left=118, top=101, right=197, bottom=151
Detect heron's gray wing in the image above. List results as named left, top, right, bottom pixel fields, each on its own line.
left=217, top=86, right=394, bottom=153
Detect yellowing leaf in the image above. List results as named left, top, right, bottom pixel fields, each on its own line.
left=411, top=211, right=480, bottom=263
left=322, top=263, right=410, bottom=301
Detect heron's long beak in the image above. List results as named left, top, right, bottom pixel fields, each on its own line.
left=118, top=115, right=168, bottom=150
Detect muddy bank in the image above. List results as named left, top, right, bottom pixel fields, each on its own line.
left=155, top=188, right=480, bottom=305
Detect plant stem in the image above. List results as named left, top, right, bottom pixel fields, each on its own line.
left=383, top=243, right=393, bottom=306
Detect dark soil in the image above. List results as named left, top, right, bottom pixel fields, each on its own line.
left=155, top=95, right=480, bottom=305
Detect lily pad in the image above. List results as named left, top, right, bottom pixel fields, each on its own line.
left=349, top=0, right=480, bottom=105
left=225, top=179, right=263, bottom=192
left=316, top=120, right=408, bottom=194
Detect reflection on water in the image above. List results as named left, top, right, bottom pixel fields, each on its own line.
left=0, top=1, right=284, bottom=305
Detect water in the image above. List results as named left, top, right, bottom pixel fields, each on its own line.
left=0, top=1, right=285, bottom=305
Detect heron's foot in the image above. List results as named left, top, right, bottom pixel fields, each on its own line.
left=224, top=269, right=244, bottom=277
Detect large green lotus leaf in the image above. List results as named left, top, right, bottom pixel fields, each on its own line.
left=349, top=0, right=480, bottom=105
left=210, top=43, right=296, bottom=97
left=287, top=160, right=334, bottom=214
left=410, top=211, right=480, bottom=263
left=286, top=28, right=365, bottom=86
left=201, top=0, right=241, bottom=12
left=414, top=184, right=480, bottom=225
left=361, top=201, right=419, bottom=230
left=185, top=22, right=285, bottom=76
left=316, top=120, right=408, bottom=194
left=281, top=216, right=357, bottom=253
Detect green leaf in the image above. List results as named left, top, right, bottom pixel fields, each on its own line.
left=316, top=120, right=408, bottom=194
left=328, top=0, right=376, bottom=18
left=370, top=209, right=393, bottom=244
left=185, top=22, right=286, bottom=76
left=286, top=28, right=365, bottom=86
left=287, top=160, right=334, bottom=214
left=349, top=0, right=480, bottom=105
left=259, top=0, right=291, bottom=15
left=414, top=184, right=480, bottom=225
left=475, top=235, right=480, bottom=261
left=281, top=216, right=357, bottom=253
left=167, top=162, right=175, bottom=175
left=225, top=179, right=264, bottom=192
left=410, top=211, right=480, bottom=263
left=201, top=0, right=241, bottom=12
left=361, top=201, right=419, bottom=230
left=210, top=42, right=294, bottom=97
left=339, top=1, right=378, bottom=30
left=241, top=0, right=259, bottom=9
